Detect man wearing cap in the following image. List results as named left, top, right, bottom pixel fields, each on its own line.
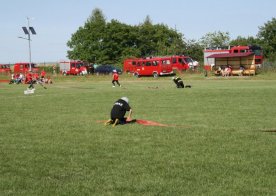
left=109, top=97, right=133, bottom=125
left=112, top=70, right=121, bottom=87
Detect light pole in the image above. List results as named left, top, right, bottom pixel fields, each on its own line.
left=18, top=17, right=36, bottom=72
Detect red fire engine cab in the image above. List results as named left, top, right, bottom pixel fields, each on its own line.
left=124, top=57, right=174, bottom=77
left=59, top=60, right=87, bottom=75
left=204, top=45, right=263, bottom=71
left=170, top=55, right=198, bottom=71
left=13, top=62, right=39, bottom=73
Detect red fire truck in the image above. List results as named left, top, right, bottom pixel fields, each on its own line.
left=0, top=64, right=11, bottom=74
left=13, top=62, right=39, bottom=73
left=124, top=55, right=197, bottom=74
left=204, top=45, right=263, bottom=70
left=59, top=60, right=87, bottom=75
left=124, top=57, right=173, bottom=77
left=170, top=55, right=198, bottom=71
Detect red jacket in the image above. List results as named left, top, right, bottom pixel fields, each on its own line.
left=113, top=73, right=119, bottom=81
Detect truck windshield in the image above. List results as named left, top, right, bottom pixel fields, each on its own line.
left=76, top=63, right=84, bottom=68
left=185, top=58, right=194, bottom=63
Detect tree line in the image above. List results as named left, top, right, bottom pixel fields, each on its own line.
left=67, top=8, right=276, bottom=66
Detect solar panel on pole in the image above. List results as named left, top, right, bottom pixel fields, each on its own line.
left=29, top=27, right=36, bottom=35
left=20, top=17, right=37, bottom=72
left=22, top=27, right=29, bottom=35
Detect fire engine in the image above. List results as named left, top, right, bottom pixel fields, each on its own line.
left=124, top=55, right=197, bottom=75
left=170, top=55, right=198, bottom=71
left=124, top=57, right=173, bottom=77
left=0, top=64, right=11, bottom=74
left=59, top=60, right=87, bottom=75
left=204, top=45, right=264, bottom=70
left=13, top=62, right=39, bottom=73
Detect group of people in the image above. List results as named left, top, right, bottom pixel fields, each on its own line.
left=9, top=70, right=52, bottom=89
left=215, top=65, right=247, bottom=77
left=215, top=65, right=233, bottom=77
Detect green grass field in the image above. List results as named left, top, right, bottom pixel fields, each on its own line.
left=0, top=74, right=275, bottom=195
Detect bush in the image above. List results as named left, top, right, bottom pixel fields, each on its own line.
left=38, top=64, right=60, bottom=74
left=258, top=61, right=276, bottom=73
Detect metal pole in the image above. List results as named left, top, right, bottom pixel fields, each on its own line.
left=27, top=17, right=32, bottom=72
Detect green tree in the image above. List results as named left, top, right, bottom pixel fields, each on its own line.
left=257, top=17, right=276, bottom=60
left=67, top=8, right=106, bottom=63
left=136, top=16, right=185, bottom=57
left=136, top=16, right=156, bottom=56
left=183, top=39, right=204, bottom=62
left=200, top=31, right=230, bottom=48
left=229, top=36, right=260, bottom=46
left=103, top=19, right=140, bottom=64
left=67, top=10, right=186, bottom=65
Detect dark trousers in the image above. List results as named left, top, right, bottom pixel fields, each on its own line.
left=112, top=80, right=121, bottom=86
left=28, top=80, right=35, bottom=89
left=177, top=81, right=184, bottom=88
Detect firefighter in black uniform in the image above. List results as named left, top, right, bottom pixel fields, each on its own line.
left=105, top=97, right=133, bottom=126
left=172, top=76, right=192, bottom=88
left=172, top=76, right=185, bottom=88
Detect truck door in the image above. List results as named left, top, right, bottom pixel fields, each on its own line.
left=144, top=60, right=153, bottom=75
left=71, top=63, right=76, bottom=74
left=160, top=59, right=171, bottom=73
left=172, top=57, right=178, bottom=70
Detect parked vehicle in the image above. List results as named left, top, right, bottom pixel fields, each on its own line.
left=125, top=57, right=173, bottom=77
left=170, top=55, right=198, bottom=71
left=94, top=65, right=122, bottom=75
left=124, top=55, right=197, bottom=74
left=123, top=58, right=139, bottom=73
left=0, top=64, right=11, bottom=74
left=13, top=62, right=39, bottom=73
left=59, top=60, right=87, bottom=75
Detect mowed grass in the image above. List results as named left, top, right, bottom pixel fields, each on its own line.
left=0, top=74, right=275, bottom=195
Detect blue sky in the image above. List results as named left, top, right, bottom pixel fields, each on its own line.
left=1, top=0, right=275, bottom=63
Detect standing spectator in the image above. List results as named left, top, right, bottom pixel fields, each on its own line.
left=52, top=64, right=56, bottom=75
left=112, top=70, right=121, bottom=87
left=9, top=73, right=15, bottom=84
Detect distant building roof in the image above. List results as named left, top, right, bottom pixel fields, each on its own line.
left=207, top=52, right=254, bottom=58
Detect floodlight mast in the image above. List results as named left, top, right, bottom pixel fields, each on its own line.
left=19, top=17, right=36, bottom=72
left=27, top=17, right=32, bottom=72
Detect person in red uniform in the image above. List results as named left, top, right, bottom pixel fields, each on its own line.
left=112, top=70, right=121, bottom=87
left=33, top=73, right=39, bottom=83
left=40, top=70, right=46, bottom=80
left=26, top=73, right=35, bottom=89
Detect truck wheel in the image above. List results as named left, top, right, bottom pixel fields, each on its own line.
left=153, top=72, right=158, bottom=78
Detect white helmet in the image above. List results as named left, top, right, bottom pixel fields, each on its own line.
left=121, top=97, right=129, bottom=104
